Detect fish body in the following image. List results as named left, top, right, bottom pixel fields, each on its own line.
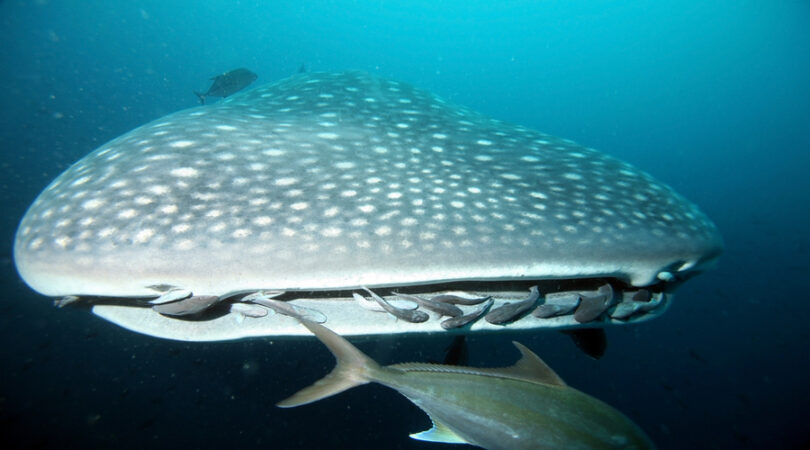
left=279, top=320, right=655, bottom=450
left=194, top=67, right=257, bottom=104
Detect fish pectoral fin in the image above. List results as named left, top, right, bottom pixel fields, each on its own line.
left=410, top=418, right=468, bottom=444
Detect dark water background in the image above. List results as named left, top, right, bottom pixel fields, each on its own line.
left=1, top=1, right=809, bottom=449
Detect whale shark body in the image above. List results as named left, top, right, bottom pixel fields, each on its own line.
left=13, top=71, right=722, bottom=341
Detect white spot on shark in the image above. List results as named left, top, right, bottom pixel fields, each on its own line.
left=170, top=140, right=194, bottom=148
left=170, top=167, right=199, bottom=178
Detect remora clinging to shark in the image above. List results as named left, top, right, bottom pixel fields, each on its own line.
left=278, top=320, right=656, bottom=449
left=13, top=71, right=722, bottom=341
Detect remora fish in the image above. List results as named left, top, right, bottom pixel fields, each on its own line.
left=194, top=67, right=257, bottom=104
left=278, top=320, right=655, bottom=450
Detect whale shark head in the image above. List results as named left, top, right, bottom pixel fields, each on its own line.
left=13, top=71, right=722, bottom=341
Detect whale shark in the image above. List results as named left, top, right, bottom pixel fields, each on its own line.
left=13, top=71, right=722, bottom=341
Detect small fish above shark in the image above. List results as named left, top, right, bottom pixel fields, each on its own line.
left=194, top=67, right=257, bottom=104
left=279, top=320, right=656, bottom=449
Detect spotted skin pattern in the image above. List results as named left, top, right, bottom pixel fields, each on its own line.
left=14, top=71, right=722, bottom=300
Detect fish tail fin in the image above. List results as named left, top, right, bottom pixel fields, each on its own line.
left=277, top=320, right=381, bottom=408
left=194, top=91, right=205, bottom=105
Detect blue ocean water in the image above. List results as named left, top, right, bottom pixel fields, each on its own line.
left=1, top=1, right=809, bottom=448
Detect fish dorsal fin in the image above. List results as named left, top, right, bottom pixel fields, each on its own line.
left=410, top=416, right=468, bottom=444
left=503, top=341, right=567, bottom=387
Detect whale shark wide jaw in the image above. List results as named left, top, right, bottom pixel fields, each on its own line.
left=13, top=71, right=722, bottom=341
